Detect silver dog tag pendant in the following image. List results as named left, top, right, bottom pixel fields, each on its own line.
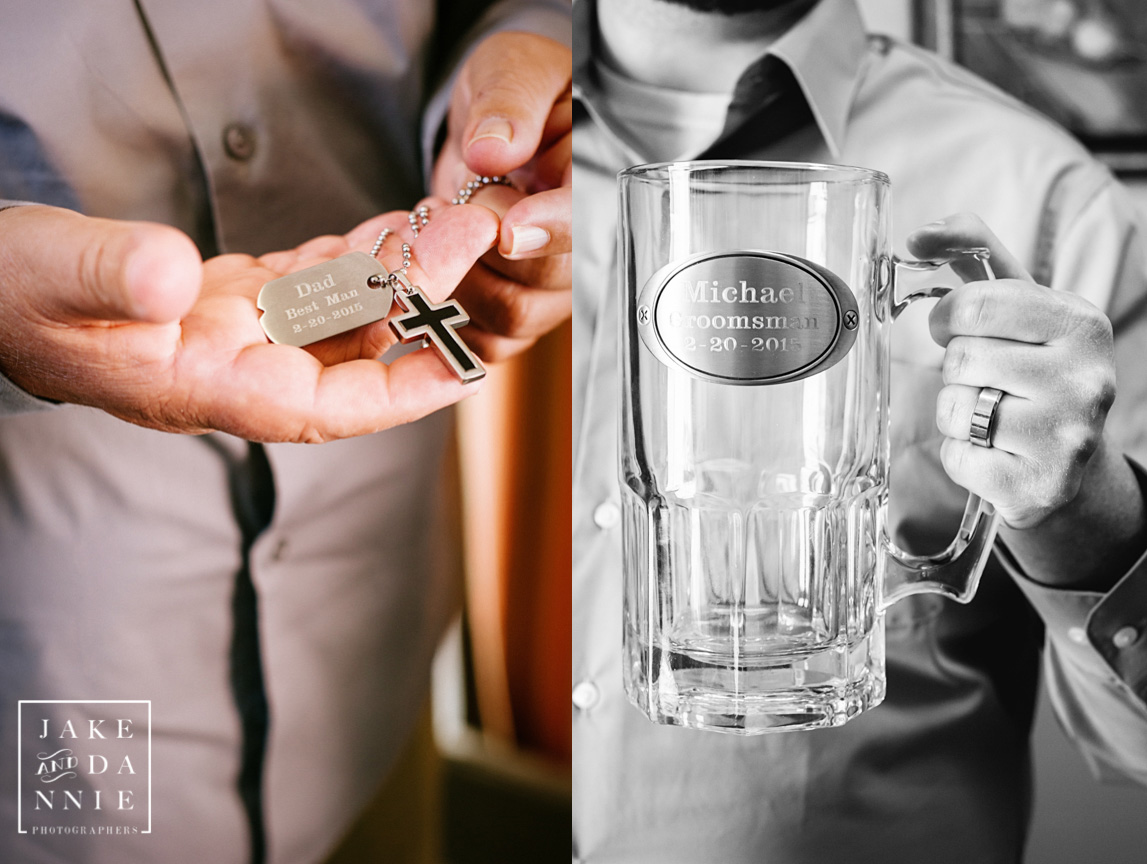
left=258, top=252, right=393, bottom=346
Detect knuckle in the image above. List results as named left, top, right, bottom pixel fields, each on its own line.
left=935, top=387, right=962, bottom=436
left=1084, top=369, right=1116, bottom=418
left=1060, top=421, right=1100, bottom=467
left=470, top=74, right=544, bottom=117
left=954, top=286, right=992, bottom=333
left=473, top=81, right=523, bottom=109
left=1085, top=306, right=1114, bottom=343
left=486, top=281, right=534, bottom=338
left=1070, top=362, right=1116, bottom=419
left=1061, top=294, right=1114, bottom=344
left=1021, top=449, right=1085, bottom=520
left=1095, top=372, right=1117, bottom=414
left=942, top=338, right=972, bottom=384
left=76, top=238, right=107, bottom=302
left=939, top=437, right=968, bottom=479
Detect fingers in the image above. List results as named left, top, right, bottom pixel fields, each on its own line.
left=443, top=179, right=571, bottom=360
left=531, top=120, right=572, bottom=191
left=499, top=186, right=571, bottom=259
left=460, top=182, right=571, bottom=278
left=454, top=261, right=571, bottom=349
left=937, top=434, right=1098, bottom=530
left=938, top=438, right=1032, bottom=523
left=454, top=33, right=572, bottom=178
left=918, top=213, right=1115, bottom=350
left=213, top=341, right=477, bottom=443
left=458, top=328, right=538, bottom=363
left=936, top=383, right=1106, bottom=529
left=916, top=214, right=1119, bottom=528
left=927, top=280, right=1098, bottom=347
left=310, top=349, right=477, bottom=437
left=374, top=203, right=499, bottom=303
left=936, top=384, right=1032, bottom=453
left=1, top=205, right=202, bottom=324
left=938, top=337, right=1073, bottom=397
left=434, top=41, right=572, bottom=269
left=906, top=212, right=1033, bottom=284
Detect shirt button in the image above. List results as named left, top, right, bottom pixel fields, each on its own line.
left=1112, top=626, right=1139, bottom=649
left=223, top=122, right=257, bottom=161
left=593, top=500, right=620, bottom=530
left=572, top=681, right=599, bottom=710
left=1067, top=626, right=1088, bottom=645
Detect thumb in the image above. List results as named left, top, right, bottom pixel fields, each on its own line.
left=454, top=32, right=571, bottom=177
left=2, top=205, right=202, bottom=323
left=906, top=211, right=1034, bottom=284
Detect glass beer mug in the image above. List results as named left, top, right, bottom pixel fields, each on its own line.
left=618, top=161, right=1000, bottom=733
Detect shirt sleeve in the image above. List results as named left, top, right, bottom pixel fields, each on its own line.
left=420, top=0, right=573, bottom=182
left=1003, top=503, right=1147, bottom=786
left=1004, top=170, right=1147, bottom=786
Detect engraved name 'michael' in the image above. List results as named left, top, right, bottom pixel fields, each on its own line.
left=670, top=280, right=819, bottom=331
left=683, top=279, right=808, bottom=305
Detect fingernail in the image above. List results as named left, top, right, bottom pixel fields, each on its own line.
left=507, top=225, right=550, bottom=257
left=923, top=219, right=947, bottom=228
left=468, top=117, right=513, bottom=148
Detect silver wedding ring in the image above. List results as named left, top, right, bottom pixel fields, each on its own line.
left=969, top=387, right=1005, bottom=449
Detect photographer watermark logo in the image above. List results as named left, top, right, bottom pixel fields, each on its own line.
left=17, top=701, right=151, bottom=836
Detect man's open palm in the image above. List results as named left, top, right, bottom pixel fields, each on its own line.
left=0, top=203, right=497, bottom=442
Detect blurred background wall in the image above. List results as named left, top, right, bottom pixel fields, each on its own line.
left=324, top=319, right=572, bottom=864
left=861, top=2, right=1147, bottom=862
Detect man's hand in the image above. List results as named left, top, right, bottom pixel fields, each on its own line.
left=0, top=203, right=498, bottom=443
left=909, top=213, right=1115, bottom=529
left=432, top=31, right=572, bottom=360
left=909, top=213, right=1146, bottom=587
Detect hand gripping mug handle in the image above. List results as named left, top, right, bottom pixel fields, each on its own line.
left=881, top=248, right=1001, bottom=608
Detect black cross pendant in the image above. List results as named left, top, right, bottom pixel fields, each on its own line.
left=388, top=282, right=486, bottom=383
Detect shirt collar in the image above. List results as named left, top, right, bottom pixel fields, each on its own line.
left=767, top=0, right=866, bottom=157
left=572, top=0, right=868, bottom=159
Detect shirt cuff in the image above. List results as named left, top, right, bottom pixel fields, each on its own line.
left=1001, top=467, right=1147, bottom=706
left=0, top=199, right=34, bottom=209
left=420, top=0, right=573, bottom=183
left=0, top=373, right=57, bottom=415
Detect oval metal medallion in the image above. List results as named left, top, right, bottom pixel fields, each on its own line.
left=635, top=251, right=859, bottom=385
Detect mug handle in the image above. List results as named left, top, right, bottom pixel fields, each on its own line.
left=881, top=248, right=1001, bottom=608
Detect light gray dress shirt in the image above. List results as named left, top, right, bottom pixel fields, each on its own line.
left=0, top=2, right=569, bottom=863
left=572, top=0, right=1147, bottom=861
